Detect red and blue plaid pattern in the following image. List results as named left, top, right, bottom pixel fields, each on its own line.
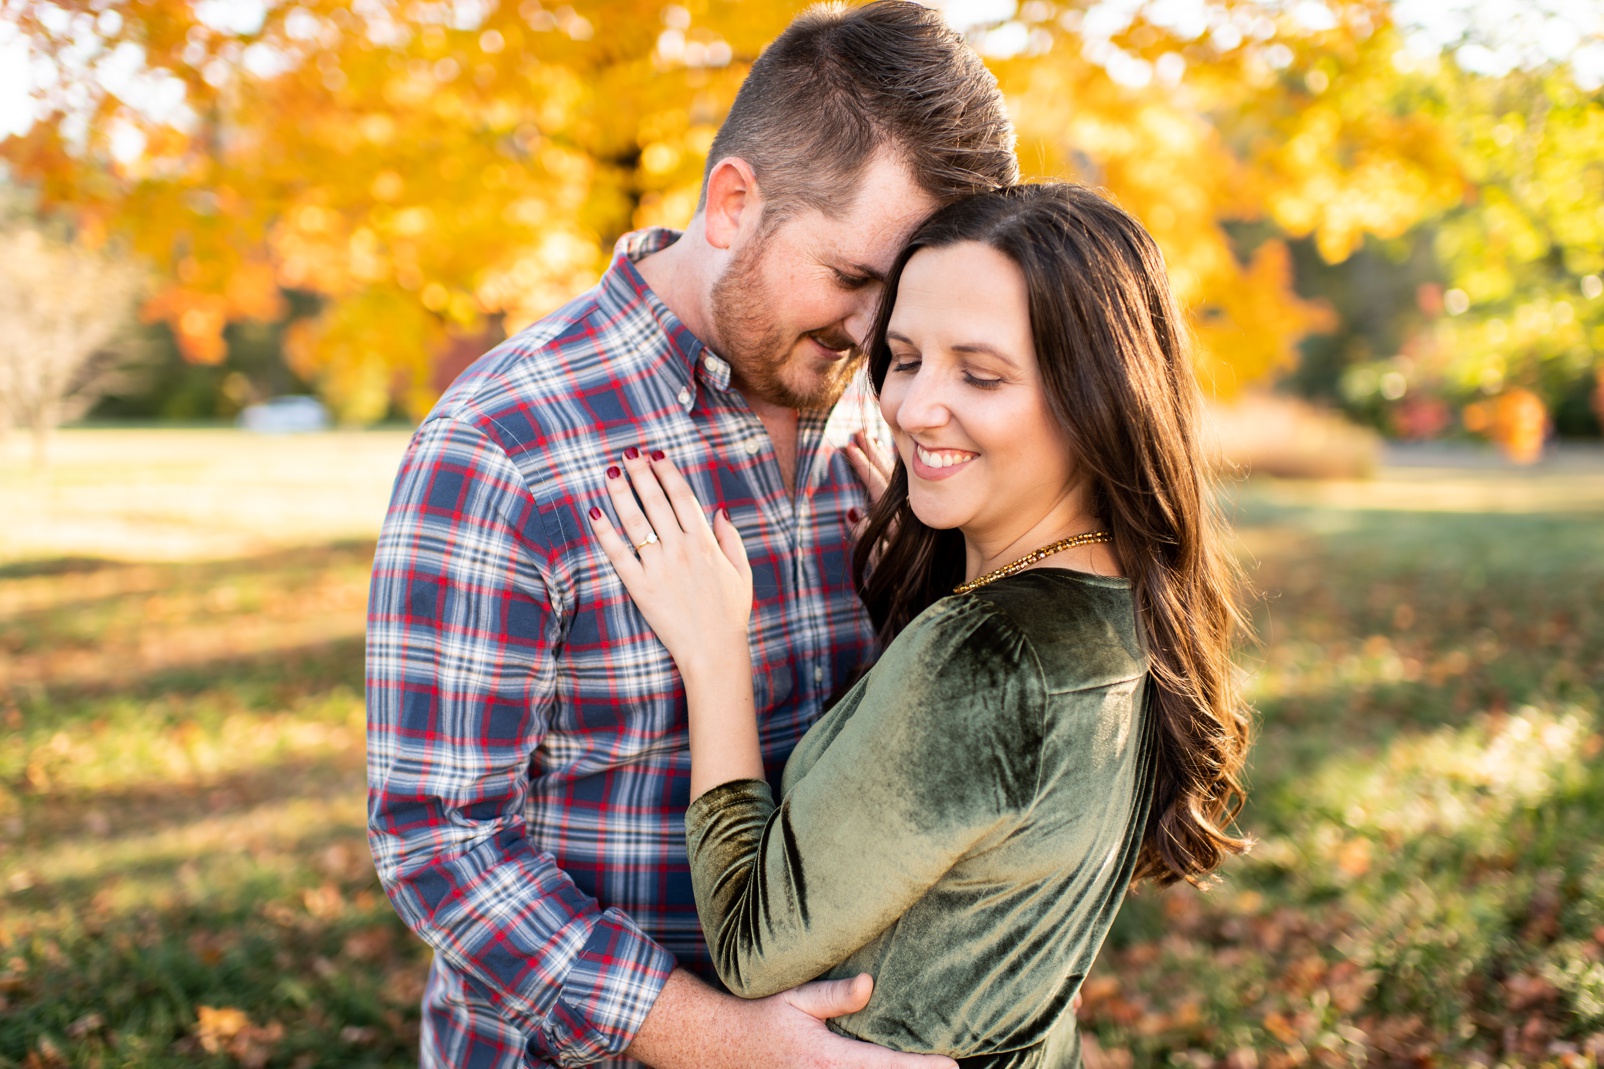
left=366, top=228, right=883, bottom=1068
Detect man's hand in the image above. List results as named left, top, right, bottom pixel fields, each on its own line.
left=845, top=430, right=895, bottom=509
left=628, top=969, right=957, bottom=1069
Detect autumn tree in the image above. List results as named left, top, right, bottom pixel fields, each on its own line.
left=0, top=0, right=1477, bottom=421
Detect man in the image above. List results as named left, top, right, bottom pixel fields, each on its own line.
left=366, top=4, right=1018, bottom=1066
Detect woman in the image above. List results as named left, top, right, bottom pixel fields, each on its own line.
left=587, top=184, right=1252, bottom=1066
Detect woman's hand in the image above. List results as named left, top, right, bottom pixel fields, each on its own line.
left=589, top=447, right=765, bottom=797
left=588, top=448, right=753, bottom=684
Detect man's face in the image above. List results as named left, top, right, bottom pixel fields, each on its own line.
left=708, top=153, right=939, bottom=410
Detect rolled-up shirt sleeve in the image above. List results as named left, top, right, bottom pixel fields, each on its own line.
left=366, top=414, right=675, bottom=1064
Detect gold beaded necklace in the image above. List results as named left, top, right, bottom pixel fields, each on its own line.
left=953, top=531, right=1114, bottom=594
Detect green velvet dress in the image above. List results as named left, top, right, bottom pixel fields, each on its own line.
left=683, top=568, right=1155, bottom=1068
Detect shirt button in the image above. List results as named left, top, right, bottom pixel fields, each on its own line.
left=743, top=437, right=762, bottom=455
left=703, top=355, right=718, bottom=370
left=813, top=666, right=825, bottom=684
left=676, top=386, right=692, bottom=406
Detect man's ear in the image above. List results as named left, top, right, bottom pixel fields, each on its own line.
left=702, top=157, right=762, bottom=251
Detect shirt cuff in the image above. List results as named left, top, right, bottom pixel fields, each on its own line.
left=527, top=909, right=678, bottom=1067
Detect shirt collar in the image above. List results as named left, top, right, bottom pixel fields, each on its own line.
left=601, top=228, right=734, bottom=398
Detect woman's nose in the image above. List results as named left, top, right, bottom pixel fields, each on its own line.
left=895, top=369, right=948, bottom=433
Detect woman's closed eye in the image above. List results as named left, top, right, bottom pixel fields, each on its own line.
left=889, top=352, right=921, bottom=373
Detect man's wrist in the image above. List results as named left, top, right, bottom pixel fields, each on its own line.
left=626, top=968, right=748, bottom=1069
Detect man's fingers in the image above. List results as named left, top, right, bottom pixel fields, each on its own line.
left=782, top=972, right=874, bottom=1020
left=817, top=1028, right=958, bottom=1069
left=870, top=1050, right=958, bottom=1069
left=860, top=431, right=895, bottom=477
left=845, top=438, right=890, bottom=505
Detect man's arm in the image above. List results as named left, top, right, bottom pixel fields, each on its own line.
left=366, top=415, right=674, bottom=1063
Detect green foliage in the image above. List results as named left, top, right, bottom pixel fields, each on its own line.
left=1331, top=66, right=1604, bottom=444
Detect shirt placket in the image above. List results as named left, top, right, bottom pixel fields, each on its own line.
left=693, top=362, right=838, bottom=713
left=790, top=412, right=837, bottom=705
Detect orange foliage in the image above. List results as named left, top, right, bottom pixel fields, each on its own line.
left=2, top=0, right=1466, bottom=419
left=1463, top=387, right=1549, bottom=464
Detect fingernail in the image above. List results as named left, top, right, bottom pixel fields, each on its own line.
left=624, top=446, right=640, bottom=460
left=847, top=507, right=863, bottom=523
left=588, top=506, right=603, bottom=520
left=719, top=507, right=730, bottom=521
left=649, top=449, right=665, bottom=461
left=606, top=465, right=621, bottom=479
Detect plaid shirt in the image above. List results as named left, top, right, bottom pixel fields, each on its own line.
left=366, top=228, right=883, bottom=1069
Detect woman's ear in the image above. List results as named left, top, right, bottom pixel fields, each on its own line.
left=702, top=157, right=763, bottom=251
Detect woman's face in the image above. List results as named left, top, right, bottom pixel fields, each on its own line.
left=878, top=241, right=1079, bottom=547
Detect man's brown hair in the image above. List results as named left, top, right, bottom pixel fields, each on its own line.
left=700, top=1, right=1018, bottom=220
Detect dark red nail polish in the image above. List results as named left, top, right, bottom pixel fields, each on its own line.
left=606, top=465, right=621, bottom=479
left=588, top=506, right=603, bottom=520
left=650, top=449, right=665, bottom=461
left=624, top=446, right=640, bottom=460
left=847, top=507, right=863, bottom=523
left=719, top=507, right=730, bottom=521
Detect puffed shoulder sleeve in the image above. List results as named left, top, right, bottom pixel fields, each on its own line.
left=684, top=597, right=1047, bottom=998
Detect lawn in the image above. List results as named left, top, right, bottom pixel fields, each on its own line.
left=2, top=430, right=1602, bottom=1068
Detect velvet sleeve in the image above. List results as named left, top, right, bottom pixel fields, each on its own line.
left=683, top=598, right=1047, bottom=998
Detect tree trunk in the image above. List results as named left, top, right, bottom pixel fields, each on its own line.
left=29, top=402, right=56, bottom=470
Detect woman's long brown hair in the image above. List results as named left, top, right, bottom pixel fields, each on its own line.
left=853, top=183, right=1252, bottom=886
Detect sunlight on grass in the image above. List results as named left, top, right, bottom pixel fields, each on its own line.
left=4, top=431, right=1604, bottom=1068
left=1079, top=466, right=1604, bottom=1069
left=10, top=790, right=366, bottom=913
left=0, top=429, right=411, bottom=563
left=1297, top=705, right=1598, bottom=842
left=1, top=691, right=361, bottom=805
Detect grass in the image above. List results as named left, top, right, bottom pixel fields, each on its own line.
left=3, top=430, right=1603, bottom=1068
left=1080, top=485, right=1604, bottom=1068
left=0, top=544, right=423, bottom=1069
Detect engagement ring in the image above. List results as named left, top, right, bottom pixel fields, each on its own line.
left=633, top=532, right=659, bottom=550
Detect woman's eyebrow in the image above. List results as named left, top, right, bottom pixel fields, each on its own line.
left=951, top=342, right=1021, bottom=370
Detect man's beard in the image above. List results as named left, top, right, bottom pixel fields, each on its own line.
left=707, top=235, right=865, bottom=411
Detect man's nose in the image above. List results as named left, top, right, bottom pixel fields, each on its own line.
left=842, top=288, right=880, bottom=350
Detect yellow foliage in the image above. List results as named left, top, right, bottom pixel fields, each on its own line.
left=1, top=0, right=1470, bottom=416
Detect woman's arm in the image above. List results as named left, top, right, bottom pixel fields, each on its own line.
left=592, top=456, right=1043, bottom=1000
left=686, top=600, right=1043, bottom=997
left=587, top=449, right=764, bottom=797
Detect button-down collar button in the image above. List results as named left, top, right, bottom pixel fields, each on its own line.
left=703, top=355, right=718, bottom=370
left=743, top=437, right=762, bottom=455
left=676, top=386, right=692, bottom=406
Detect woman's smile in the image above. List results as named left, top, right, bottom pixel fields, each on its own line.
left=911, top=443, right=979, bottom=478
left=879, top=240, right=1079, bottom=553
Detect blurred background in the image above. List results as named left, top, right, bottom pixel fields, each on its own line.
left=1, top=1, right=1602, bottom=1067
